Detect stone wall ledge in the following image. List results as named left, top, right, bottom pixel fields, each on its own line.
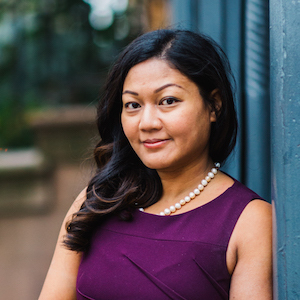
left=0, top=148, right=55, bottom=217
left=28, top=105, right=98, bottom=163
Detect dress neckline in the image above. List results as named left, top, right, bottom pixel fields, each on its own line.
left=137, top=179, right=237, bottom=218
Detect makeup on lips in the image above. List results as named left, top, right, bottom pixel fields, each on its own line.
left=142, top=139, right=170, bottom=149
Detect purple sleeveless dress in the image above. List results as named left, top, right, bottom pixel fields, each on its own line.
left=76, top=179, right=263, bottom=299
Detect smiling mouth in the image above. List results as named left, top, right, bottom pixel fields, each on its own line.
left=142, top=139, right=169, bottom=148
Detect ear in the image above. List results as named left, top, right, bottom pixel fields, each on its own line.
left=209, top=89, right=222, bottom=122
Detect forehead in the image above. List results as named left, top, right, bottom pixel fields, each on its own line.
left=123, top=58, right=196, bottom=91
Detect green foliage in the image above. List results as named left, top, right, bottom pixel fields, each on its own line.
left=0, top=98, right=34, bottom=148
left=0, top=0, right=142, bottom=148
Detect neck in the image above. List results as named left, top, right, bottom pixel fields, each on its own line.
left=157, top=159, right=215, bottom=204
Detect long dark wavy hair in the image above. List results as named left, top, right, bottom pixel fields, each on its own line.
left=64, top=29, right=238, bottom=252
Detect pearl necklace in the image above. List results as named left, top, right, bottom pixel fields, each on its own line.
left=139, top=163, right=220, bottom=216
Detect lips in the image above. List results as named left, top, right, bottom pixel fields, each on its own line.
left=142, top=139, right=169, bottom=149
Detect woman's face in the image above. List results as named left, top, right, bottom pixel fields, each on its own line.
left=121, top=58, right=217, bottom=173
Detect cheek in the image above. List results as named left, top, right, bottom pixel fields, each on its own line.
left=121, top=116, right=136, bottom=142
left=121, top=115, right=129, bottom=138
left=172, top=110, right=200, bottom=133
left=175, top=112, right=211, bottom=142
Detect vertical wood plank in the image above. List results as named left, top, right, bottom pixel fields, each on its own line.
left=270, top=0, right=300, bottom=298
left=244, top=0, right=270, bottom=200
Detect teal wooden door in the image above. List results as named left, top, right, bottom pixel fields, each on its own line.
left=171, top=0, right=270, bottom=200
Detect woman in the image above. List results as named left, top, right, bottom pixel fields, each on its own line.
left=39, top=29, right=272, bottom=299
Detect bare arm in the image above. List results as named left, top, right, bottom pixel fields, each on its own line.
left=39, top=189, right=86, bottom=300
left=229, top=200, right=272, bottom=299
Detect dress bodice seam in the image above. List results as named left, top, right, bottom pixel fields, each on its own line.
left=100, top=227, right=228, bottom=248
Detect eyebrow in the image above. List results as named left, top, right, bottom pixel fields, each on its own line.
left=122, top=83, right=183, bottom=96
left=154, top=83, right=183, bottom=93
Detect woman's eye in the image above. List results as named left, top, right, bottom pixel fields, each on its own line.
left=124, top=102, right=140, bottom=109
left=160, top=97, right=178, bottom=106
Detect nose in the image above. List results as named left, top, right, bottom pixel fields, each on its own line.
left=139, top=105, right=162, bottom=131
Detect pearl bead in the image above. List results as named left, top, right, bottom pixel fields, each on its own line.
left=189, top=192, right=195, bottom=199
left=164, top=208, right=171, bottom=215
left=141, top=163, right=219, bottom=216
left=194, top=188, right=200, bottom=195
left=180, top=199, right=186, bottom=205
left=208, top=172, right=214, bottom=178
left=185, top=196, right=191, bottom=202
left=198, top=184, right=204, bottom=191
left=175, top=203, right=181, bottom=209
left=170, top=205, right=176, bottom=212
left=211, top=168, right=217, bottom=174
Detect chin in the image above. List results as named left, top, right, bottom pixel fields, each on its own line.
left=141, top=160, right=171, bottom=171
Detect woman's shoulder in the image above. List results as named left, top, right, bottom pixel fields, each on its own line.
left=215, top=173, right=271, bottom=223
left=66, top=187, right=87, bottom=218
left=240, top=198, right=272, bottom=224
left=38, top=188, right=87, bottom=299
left=230, top=180, right=272, bottom=250
left=226, top=179, right=272, bottom=281
left=73, top=187, right=87, bottom=208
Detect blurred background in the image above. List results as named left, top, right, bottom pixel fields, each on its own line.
left=0, top=0, right=171, bottom=298
left=0, top=0, right=272, bottom=299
